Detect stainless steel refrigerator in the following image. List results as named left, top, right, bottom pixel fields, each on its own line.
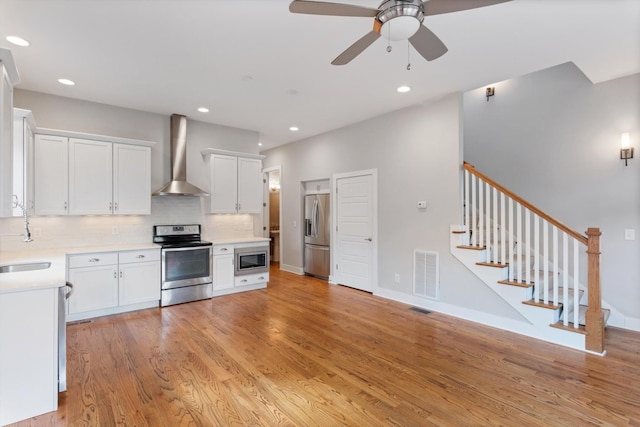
left=304, top=193, right=330, bottom=279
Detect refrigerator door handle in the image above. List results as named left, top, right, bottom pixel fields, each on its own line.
left=312, top=199, right=319, bottom=237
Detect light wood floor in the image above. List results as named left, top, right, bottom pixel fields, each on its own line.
left=12, top=266, right=640, bottom=426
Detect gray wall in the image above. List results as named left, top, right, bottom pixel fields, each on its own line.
left=463, top=63, right=640, bottom=321
left=14, top=89, right=259, bottom=193
left=263, top=94, right=522, bottom=319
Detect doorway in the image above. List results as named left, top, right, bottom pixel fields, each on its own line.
left=332, top=169, right=378, bottom=292
left=263, top=166, right=282, bottom=267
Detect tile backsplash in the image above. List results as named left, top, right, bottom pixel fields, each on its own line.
left=0, top=197, right=256, bottom=252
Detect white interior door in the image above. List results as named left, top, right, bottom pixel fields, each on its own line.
left=334, top=170, right=376, bottom=292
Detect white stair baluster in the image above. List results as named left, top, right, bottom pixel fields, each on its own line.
left=517, top=203, right=523, bottom=282
left=471, top=174, right=477, bottom=246
left=534, top=214, right=540, bottom=302
left=562, top=232, right=569, bottom=325
left=465, top=170, right=470, bottom=241
left=492, top=187, right=498, bottom=263
left=543, top=221, right=549, bottom=304
left=525, top=209, right=531, bottom=285
left=478, top=179, right=484, bottom=249
left=508, top=197, right=514, bottom=281
left=573, top=239, right=580, bottom=328
left=500, top=193, right=506, bottom=265
left=553, top=227, right=559, bottom=306
left=485, top=182, right=491, bottom=260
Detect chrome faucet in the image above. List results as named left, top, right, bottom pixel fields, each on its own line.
left=0, top=196, right=33, bottom=242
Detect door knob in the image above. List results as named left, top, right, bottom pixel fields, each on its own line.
left=365, top=237, right=372, bottom=242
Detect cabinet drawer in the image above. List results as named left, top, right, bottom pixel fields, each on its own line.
left=234, top=272, right=269, bottom=287
left=213, top=245, right=234, bottom=255
left=68, top=252, right=118, bottom=268
left=119, top=249, right=160, bottom=264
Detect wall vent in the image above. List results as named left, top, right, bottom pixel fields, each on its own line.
left=413, top=250, right=439, bottom=300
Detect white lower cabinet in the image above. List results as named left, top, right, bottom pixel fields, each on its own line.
left=212, top=243, right=269, bottom=296
left=118, top=250, right=160, bottom=305
left=67, top=248, right=160, bottom=321
left=212, top=253, right=235, bottom=291
left=0, top=287, right=59, bottom=425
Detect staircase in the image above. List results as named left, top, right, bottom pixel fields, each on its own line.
left=451, top=163, right=609, bottom=354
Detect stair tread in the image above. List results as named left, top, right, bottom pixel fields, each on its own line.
left=457, top=245, right=486, bottom=250
left=498, top=279, right=534, bottom=288
left=476, top=261, right=508, bottom=268
left=522, top=299, right=562, bottom=310
left=551, top=305, right=611, bottom=330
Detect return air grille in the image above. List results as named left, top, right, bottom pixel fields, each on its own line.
left=413, top=250, right=439, bottom=300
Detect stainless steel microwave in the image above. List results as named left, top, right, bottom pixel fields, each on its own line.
left=234, top=246, right=269, bottom=276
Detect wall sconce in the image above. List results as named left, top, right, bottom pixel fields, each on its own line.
left=486, top=87, right=495, bottom=102
left=620, top=132, right=633, bottom=166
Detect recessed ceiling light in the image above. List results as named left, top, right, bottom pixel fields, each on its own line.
left=397, top=85, right=411, bottom=93
left=258, top=142, right=263, bottom=146
left=197, top=107, right=209, bottom=113
left=6, top=36, right=30, bottom=47
left=289, top=126, right=299, bottom=132
left=58, top=78, right=75, bottom=86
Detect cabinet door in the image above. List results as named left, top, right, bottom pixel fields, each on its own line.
left=0, top=287, right=58, bottom=426
left=213, top=254, right=235, bottom=290
left=209, top=154, right=238, bottom=213
left=34, top=135, right=69, bottom=215
left=113, top=143, right=150, bottom=215
left=69, top=138, right=112, bottom=215
left=237, top=157, right=262, bottom=213
left=119, top=261, right=160, bottom=305
left=67, top=266, right=118, bottom=314
left=0, top=65, right=13, bottom=218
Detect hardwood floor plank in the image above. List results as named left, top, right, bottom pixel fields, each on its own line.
left=9, top=267, right=640, bottom=426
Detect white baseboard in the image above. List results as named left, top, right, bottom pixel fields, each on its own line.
left=374, top=286, right=588, bottom=353
left=280, top=264, right=304, bottom=275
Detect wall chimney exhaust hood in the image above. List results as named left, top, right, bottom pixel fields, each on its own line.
left=153, top=114, right=209, bottom=197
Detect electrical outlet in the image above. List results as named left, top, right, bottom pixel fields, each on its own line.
left=625, top=228, right=635, bottom=241
left=394, top=273, right=400, bottom=284
left=112, top=226, right=119, bottom=235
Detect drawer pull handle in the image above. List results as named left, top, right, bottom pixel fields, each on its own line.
left=89, top=258, right=100, bottom=262
left=136, top=255, right=145, bottom=259
left=220, top=248, right=228, bottom=251
left=240, top=279, right=248, bottom=283
left=258, top=277, right=264, bottom=280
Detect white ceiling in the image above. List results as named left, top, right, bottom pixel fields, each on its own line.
left=1, top=0, right=639, bottom=151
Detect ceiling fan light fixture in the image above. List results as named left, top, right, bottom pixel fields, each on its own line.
left=377, top=0, right=424, bottom=40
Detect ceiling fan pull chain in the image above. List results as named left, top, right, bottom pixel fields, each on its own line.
left=386, top=21, right=392, bottom=53
left=407, top=40, right=411, bottom=70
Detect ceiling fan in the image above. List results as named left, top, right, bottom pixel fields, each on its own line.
left=289, top=0, right=512, bottom=65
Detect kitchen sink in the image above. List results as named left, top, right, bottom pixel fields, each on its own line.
left=0, top=262, right=51, bottom=273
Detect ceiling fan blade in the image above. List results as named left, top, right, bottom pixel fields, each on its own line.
left=289, top=1, right=378, bottom=17
left=331, top=31, right=380, bottom=65
left=409, top=25, right=448, bottom=61
left=423, top=0, right=512, bottom=16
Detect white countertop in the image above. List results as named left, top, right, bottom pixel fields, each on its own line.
left=0, top=238, right=268, bottom=294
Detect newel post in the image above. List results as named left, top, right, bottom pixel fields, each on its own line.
left=585, top=228, right=604, bottom=354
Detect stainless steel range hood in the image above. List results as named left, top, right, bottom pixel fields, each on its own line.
left=153, top=114, right=209, bottom=196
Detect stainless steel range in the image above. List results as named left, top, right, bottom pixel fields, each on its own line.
left=153, top=224, right=213, bottom=306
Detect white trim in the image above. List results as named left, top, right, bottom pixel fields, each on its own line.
left=331, top=168, right=378, bottom=293
left=280, top=263, right=304, bottom=275
left=201, top=148, right=265, bottom=160
left=36, top=127, right=156, bottom=147
left=374, top=286, right=589, bottom=353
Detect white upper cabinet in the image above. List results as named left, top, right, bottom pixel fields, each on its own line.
left=34, top=135, right=69, bottom=215
left=34, top=133, right=153, bottom=216
left=204, top=149, right=264, bottom=214
left=0, top=62, right=16, bottom=217
left=69, top=138, right=113, bottom=215
left=113, top=143, right=150, bottom=214
left=237, top=157, right=263, bottom=214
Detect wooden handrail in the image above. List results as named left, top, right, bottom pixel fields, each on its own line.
left=464, top=162, right=588, bottom=246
